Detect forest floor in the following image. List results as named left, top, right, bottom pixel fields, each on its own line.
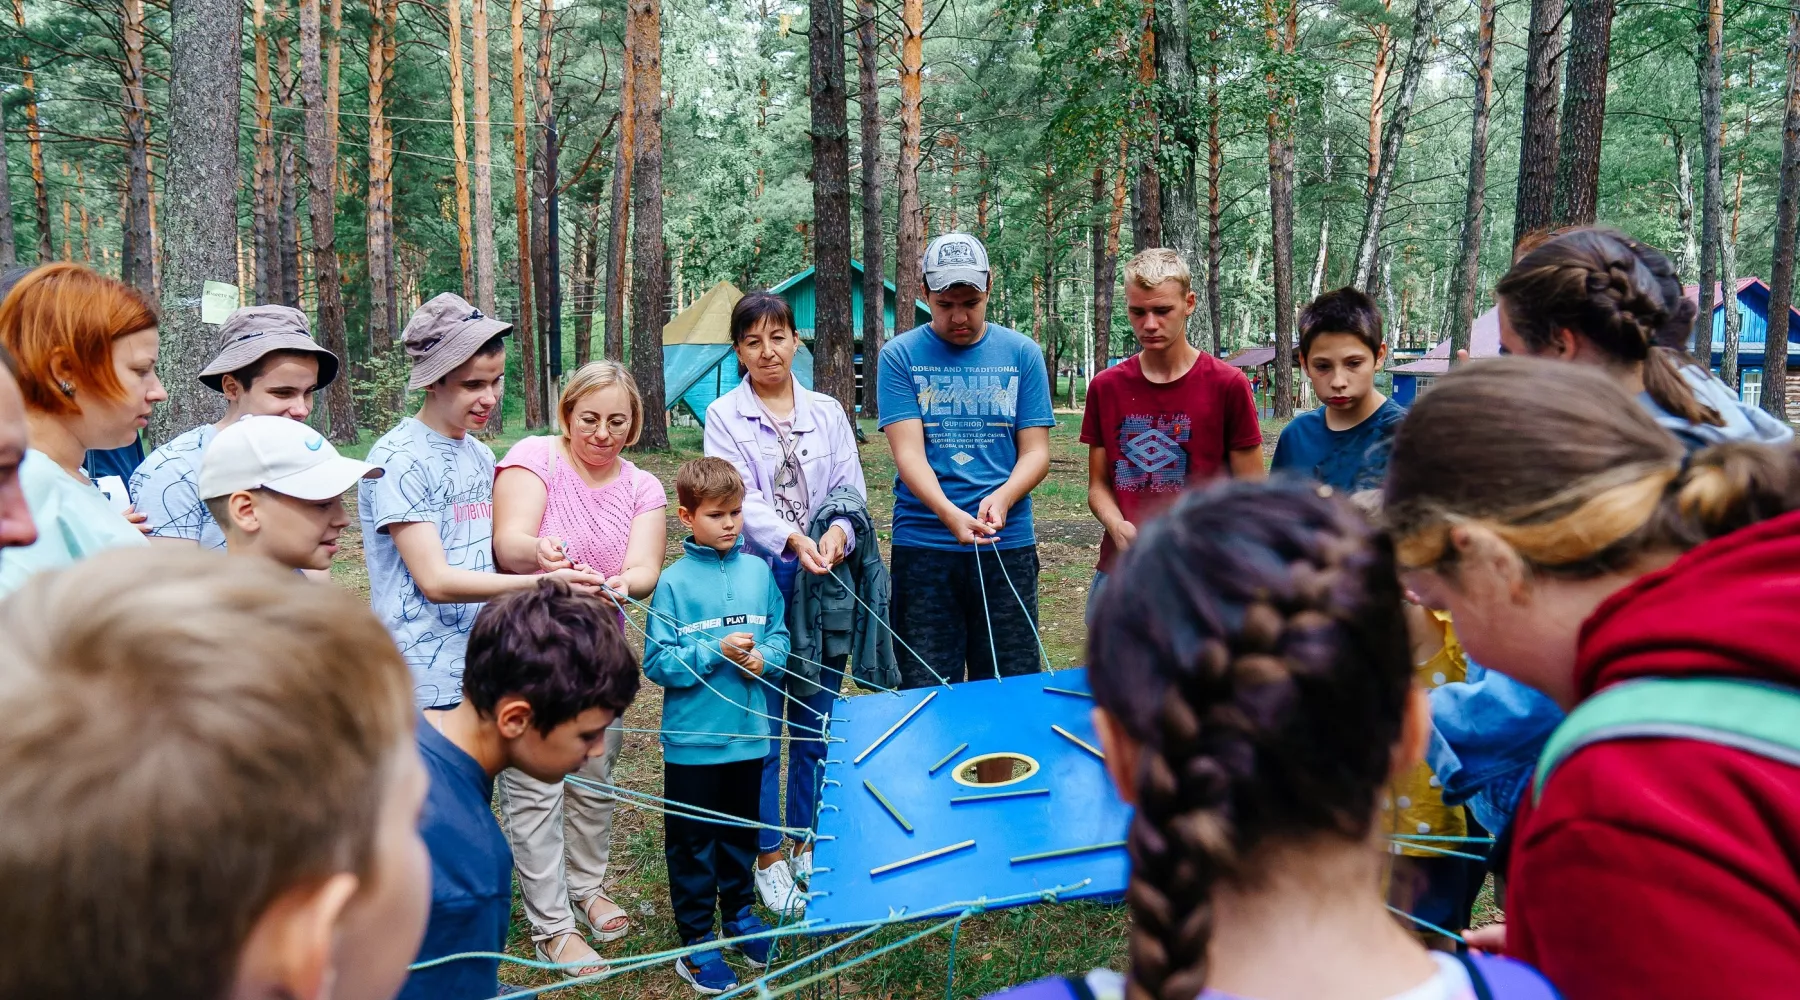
left=332, top=412, right=1501, bottom=999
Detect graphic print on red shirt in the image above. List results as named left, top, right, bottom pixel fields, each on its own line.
left=1080, top=352, right=1262, bottom=572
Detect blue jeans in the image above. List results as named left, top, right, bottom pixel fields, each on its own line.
left=757, top=661, right=843, bottom=854
left=1086, top=570, right=1108, bottom=626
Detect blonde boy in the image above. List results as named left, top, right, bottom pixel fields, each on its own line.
left=1079, top=248, right=1263, bottom=620
left=0, top=547, right=431, bottom=1000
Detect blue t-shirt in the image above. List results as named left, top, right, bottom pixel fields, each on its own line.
left=360, top=418, right=497, bottom=709
left=130, top=424, right=226, bottom=550
left=876, top=323, right=1056, bottom=550
left=1270, top=397, right=1407, bottom=493
left=396, top=718, right=513, bottom=1000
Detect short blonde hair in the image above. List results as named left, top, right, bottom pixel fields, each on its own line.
left=1123, top=249, right=1193, bottom=295
left=560, top=360, right=644, bottom=446
left=0, top=548, right=415, bottom=1000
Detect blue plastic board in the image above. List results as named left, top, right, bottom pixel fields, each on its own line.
left=808, top=668, right=1130, bottom=927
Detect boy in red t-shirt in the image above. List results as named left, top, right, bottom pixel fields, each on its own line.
left=1080, top=249, right=1264, bottom=620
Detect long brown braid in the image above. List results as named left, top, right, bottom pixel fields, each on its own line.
left=1087, top=481, right=1414, bottom=1000
left=1494, top=226, right=1723, bottom=427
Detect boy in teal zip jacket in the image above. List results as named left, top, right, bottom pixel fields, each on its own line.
left=645, top=457, right=792, bottom=995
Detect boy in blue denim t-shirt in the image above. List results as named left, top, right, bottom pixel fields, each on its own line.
left=645, top=457, right=792, bottom=995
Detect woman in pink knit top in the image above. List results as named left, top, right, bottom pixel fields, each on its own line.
left=490, top=361, right=667, bottom=976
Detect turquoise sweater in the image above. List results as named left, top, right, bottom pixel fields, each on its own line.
left=644, top=538, right=792, bottom=765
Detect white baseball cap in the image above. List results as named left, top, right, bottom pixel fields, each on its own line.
left=922, top=233, right=990, bottom=292
left=199, top=415, right=382, bottom=502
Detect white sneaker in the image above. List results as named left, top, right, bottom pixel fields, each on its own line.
left=754, top=858, right=804, bottom=916
left=791, top=850, right=814, bottom=883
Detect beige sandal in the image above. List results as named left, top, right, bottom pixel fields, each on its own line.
left=575, top=891, right=632, bottom=943
left=536, top=931, right=605, bottom=979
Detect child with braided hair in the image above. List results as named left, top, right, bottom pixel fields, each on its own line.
left=1427, top=227, right=1795, bottom=886
left=1388, top=358, right=1800, bottom=1000
left=986, top=480, right=1557, bottom=1000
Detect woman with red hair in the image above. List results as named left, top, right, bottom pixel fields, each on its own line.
left=0, top=263, right=165, bottom=595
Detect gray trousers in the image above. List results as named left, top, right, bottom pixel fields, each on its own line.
left=498, top=723, right=624, bottom=941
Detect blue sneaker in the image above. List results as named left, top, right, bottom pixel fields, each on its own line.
left=725, top=910, right=774, bottom=969
left=675, top=935, right=737, bottom=995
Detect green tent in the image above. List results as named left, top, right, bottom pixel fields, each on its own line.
left=663, top=281, right=813, bottom=424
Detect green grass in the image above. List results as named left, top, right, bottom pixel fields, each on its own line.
left=327, top=408, right=1472, bottom=998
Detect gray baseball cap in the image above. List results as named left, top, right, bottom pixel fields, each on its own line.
left=922, top=233, right=990, bottom=292
left=403, top=293, right=511, bottom=391
left=199, top=305, right=341, bottom=392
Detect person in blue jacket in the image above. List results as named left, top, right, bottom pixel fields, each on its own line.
left=644, top=456, right=792, bottom=995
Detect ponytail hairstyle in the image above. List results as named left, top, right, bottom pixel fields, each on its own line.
left=1383, top=357, right=1800, bottom=578
left=1087, top=481, right=1414, bottom=1000
left=1494, top=226, right=1720, bottom=427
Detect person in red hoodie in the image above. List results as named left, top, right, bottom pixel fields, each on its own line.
left=1381, top=356, right=1800, bottom=1000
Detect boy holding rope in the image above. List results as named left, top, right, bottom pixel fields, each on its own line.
left=644, top=457, right=792, bottom=994
left=399, top=579, right=641, bottom=1000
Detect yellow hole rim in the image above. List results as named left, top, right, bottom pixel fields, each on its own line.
left=950, top=752, right=1042, bottom=788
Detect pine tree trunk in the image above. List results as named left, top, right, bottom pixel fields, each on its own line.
left=254, top=0, right=277, bottom=302
left=448, top=0, right=475, bottom=298
left=1446, top=0, right=1494, bottom=366
left=1091, top=164, right=1114, bottom=379
left=510, top=0, right=542, bottom=428
left=893, top=0, right=926, bottom=324
left=574, top=202, right=600, bottom=366
left=1309, top=137, right=1332, bottom=300
left=1206, top=53, right=1223, bottom=354
left=1552, top=0, right=1613, bottom=226
left=627, top=0, right=667, bottom=448
left=380, top=0, right=398, bottom=335
left=1720, top=206, right=1741, bottom=389
left=1107, top=143, right=1128, bottom=358
left=1266, top=0, right=1297, bottom=418
left=154, top=0, right=243, bottom=441
left=1156, top=0, right=1198, bottom=266
left=1513, top=0, right=1563, bottom=246
left=530, top=0, right=556, bottom=414
left=10, top=0, right=52, bottom=262
left=1721, top=107, right=1743, bottom=389
left=1352, top=0, right=1434, bottom=290
left=301, top=0, right=354, bottom=441
left=603, top=35, right=635, bottom=364
left=857, top=0, right=885, bottom=420
left=1696, top=0, right=1723, bottom=361
left=0, top=107, right=12, bottom=266
left=1132, top=0, right=1161, bottom=252
left=365, top=0, right=393, bottom=352
left=121, top=0, right=155, bottom=292
left=277, top=10, right=301, bottom=308
left=1763, top=2, right=1800, bottom=421
left=1365, top=3, right=1393, bottom=195
left=1675, top=133, right=1697, bottom=279
left=810, top=0, right=854, bottom=413
left=472, top=0, right=499, bottom=312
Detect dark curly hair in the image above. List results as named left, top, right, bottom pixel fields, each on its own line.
left=1087, top=481, right=1414, bottom=1000
left=463, top=577, right=642, bottom=733
left=1494, top=226, right=1720, bottom=427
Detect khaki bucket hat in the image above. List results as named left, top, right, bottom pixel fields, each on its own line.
left=403, top=293, right=512, bottom=391
left=199, top=304, right=341, bottom=392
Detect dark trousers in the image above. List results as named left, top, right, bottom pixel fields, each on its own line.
left=664, top=757, right=762, bottom=944
left=890, top=544, right=1042, bottom=690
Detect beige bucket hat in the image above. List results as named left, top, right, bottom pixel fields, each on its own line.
left=403, top=293, right=512, bottom=391
left=199, top=304, right=341, bottom=392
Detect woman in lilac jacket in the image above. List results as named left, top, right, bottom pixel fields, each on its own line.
left=702, top=290, right=867, bottom=917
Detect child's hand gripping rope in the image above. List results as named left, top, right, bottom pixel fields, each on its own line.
left=720, top=631, right=765, bottom=677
